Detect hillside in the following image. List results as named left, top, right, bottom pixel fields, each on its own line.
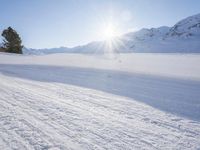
left=23, top=13, right=200, bottom=54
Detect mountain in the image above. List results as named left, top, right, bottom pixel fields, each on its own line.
left=23, top=47, right=71, bottom=55
left=23, top=13, right=200, bottom=54
left=167, top=13, right=200, bottom=37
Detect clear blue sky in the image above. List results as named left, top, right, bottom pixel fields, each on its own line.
left=0, top=0, right=200, bottom=49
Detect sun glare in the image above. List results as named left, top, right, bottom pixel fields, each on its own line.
left=98, top=22, right=125, bottom=55
left=102, top=24, right=118, bottom=40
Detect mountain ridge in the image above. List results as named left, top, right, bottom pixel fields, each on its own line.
left=24, top=13, right=200, bottom=54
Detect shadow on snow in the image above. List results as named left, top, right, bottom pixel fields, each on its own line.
left=0, top=64, right=200, bottom=121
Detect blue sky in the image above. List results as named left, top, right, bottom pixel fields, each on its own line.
left=0, top=0, right=200, bottom=49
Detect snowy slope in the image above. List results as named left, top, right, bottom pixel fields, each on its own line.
left=23, top=47, right=71, bottom=55
left=23, top=13, right=200, bottom=54
left=167, top=13, right=200, bottom=37
left=0, top=53, right=200, bottom=149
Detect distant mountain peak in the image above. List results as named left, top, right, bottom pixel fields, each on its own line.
left=24, top=13, right=200, bottom=54
left=167, top=13, right=200, bottom=37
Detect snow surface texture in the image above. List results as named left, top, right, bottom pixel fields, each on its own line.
left=23, top=13, right=200, bottom=55
left=0, top=53, right=200, bottom=149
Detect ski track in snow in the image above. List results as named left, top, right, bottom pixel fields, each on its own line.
left=0, top=53, right=200, bottom=149
left=0, top=73, right=200, bottom=149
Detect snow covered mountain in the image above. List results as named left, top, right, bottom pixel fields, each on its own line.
left=23, top=13, right=200, bottom=54
left=23, top=47, right=71, bottom=55
left=167, top=13, right=200, bottom=37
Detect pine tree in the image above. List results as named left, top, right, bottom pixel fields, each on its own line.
left=1, top=27, right=23, bottom=54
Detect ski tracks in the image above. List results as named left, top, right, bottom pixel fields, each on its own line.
left=0, top=74, right=200, bottom=150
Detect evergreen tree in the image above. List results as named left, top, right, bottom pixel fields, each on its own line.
left=1, top=27, right=23, bottom=54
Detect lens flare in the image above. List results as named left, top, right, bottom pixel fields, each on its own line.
left=97, top=21, right=126, bottom=56
left=102, top=23, right=118, bottom=40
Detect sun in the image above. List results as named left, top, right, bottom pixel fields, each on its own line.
left=97, top=21, right=125, bottom=55
left=102, top=23, right=118, bottom=40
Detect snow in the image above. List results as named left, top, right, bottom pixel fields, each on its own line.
left=1, top=53, right=200, bottom=80
left=23, top=13, right=200, bottom=54
left=0, top=52, right=200, bottom=149
left=168, top=13, right=200, bottom=37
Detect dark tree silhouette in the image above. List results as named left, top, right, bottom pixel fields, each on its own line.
left=1, top=27, right=23, bottom=54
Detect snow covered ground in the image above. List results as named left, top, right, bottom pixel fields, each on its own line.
left=0, top=53, right=200, bottom=149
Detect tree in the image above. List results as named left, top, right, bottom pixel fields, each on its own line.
left=1, top=27, right=23, bottom=54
